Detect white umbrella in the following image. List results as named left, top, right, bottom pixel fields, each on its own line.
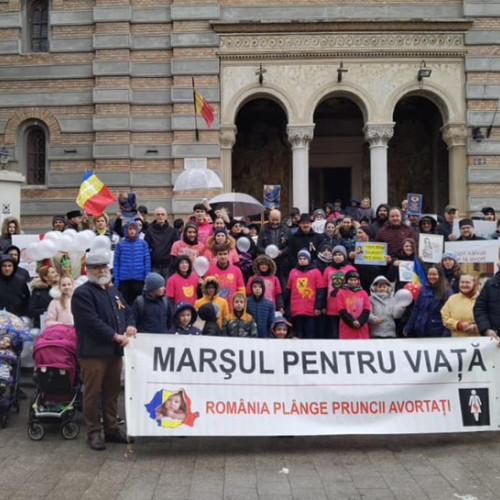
left=173, top=167, right=223, bottom=191
left=208, top=192, right=265, bottom=217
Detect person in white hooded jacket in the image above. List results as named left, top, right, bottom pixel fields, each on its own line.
left=368, top=275, right=406, bottom=338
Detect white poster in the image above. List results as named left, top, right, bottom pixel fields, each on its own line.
left=452, top=219, right=496, bottom=239
left=445, top=240, right=500, bottom=264
left=12, top=234, right=40, bottom=277
left=418, top=234, right=444, bottom=263
left=124, top=335, right=500, bottom=437
left=398, top=261, right=414, bottom=282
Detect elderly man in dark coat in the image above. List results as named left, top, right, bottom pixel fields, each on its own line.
left=72, top=252, right=136, bottom=450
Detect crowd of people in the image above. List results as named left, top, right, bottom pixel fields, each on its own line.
left=1, top=195, right=500, bottom=449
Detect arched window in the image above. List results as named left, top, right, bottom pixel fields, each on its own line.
left=29, top=0, right=49, bottom=53
left=24, top=125, right=47, bottom=185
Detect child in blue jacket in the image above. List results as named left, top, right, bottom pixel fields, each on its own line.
left=246, top=277, right=275, bottom=338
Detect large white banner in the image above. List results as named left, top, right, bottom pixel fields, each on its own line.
left=124, top=335, right=500, bottom=437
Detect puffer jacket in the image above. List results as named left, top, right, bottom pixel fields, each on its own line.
left=246, top=278, right=275, bottom=338
left=368, top=276, right=406, bottom=338
left=223, top=294, right=258, bottom=338
left=113, top=220, right=151, bottom=287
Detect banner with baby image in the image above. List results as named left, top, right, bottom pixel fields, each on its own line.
left=124, top=334, right=500, bottom=437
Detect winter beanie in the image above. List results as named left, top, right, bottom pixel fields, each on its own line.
left=441, top=251, right=459, bottom=263
left=332, top=245, right=347, bottom=258
left=144, top=272, right=165, bottom=292
left=297, top=249, right=311, bottom=262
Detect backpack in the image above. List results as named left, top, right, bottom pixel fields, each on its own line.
left=135, top=295, right=169, bottom=322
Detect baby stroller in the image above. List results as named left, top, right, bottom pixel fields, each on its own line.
left=0, top=311, right=31, bottom=428
left=28, top=324, right=81, bottom=440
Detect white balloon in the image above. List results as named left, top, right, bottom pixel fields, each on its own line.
left=75, top=230, right=95, bottom=251
left=236, top=237, right=251, bottom=253
left=59, top=235, right=74, bottom=252
left=265, top=244, right=280, bottom=259
left=26, top=242, right=41, bottom=261
left=394, top=289, right=413, bottom=307
left=63, top=228, right=77, bottom=239
left=193, top=256, right=210, bottom=277
left=38, top=239, right=58, bottom=259
left=44, top=231, right=62, bottom=242
left=91, top=235, right=111, bottom=252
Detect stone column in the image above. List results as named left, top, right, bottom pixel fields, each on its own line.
left=219, top=125, right=237, bottom=192
left=441, top=123, right=468, bottom=214
left=363, top=123, right=394, bottom=209
left=287, top=124, right=315, bottom=213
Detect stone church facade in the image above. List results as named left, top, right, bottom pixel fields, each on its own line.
left=0, top=0, right=498, bottom=229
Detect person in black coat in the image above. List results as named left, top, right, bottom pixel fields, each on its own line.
left=0, top=254, right=29, bottom=318
left=198, top=303, right=221, bottom=336
left=4, top=245, right=30, bottom=284
left=28, top=265, right=60, bottom=328
left=71, top=253, right=136, bottom=451
left=287, top=213, right=317, bottom=271
left=474, top=269, right=500, bottom=339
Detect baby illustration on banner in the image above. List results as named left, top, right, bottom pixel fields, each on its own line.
left=145, top=389, right=199, bottom=429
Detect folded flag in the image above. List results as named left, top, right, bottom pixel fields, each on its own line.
left=412, top=257, right=427, bottom=285
left=194, top=90, right=215, bottom=128
left=76, top=171, right=116, bottom=216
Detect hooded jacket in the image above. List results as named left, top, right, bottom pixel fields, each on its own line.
left=132, top=289, right=172, bottom=334
left=113, top=220, right=151, bottom=287
left=247, top=255, right=284, bottom=310
left=169, top=302, right=201, bottom=335
left=198, top=303, right=222, bottom=336
left=223, top=294, right=258, bottom=338
left=368, top=276, right=406, bottom=338
left=4, top=245, right=30, bottom=284
left=246, top=277, right=275, bottom=338
left=166, top=255, right=199, bottom=306
left=170, top=223, right=205, bottom=265
left=195, top=276, right=230, bottom=328
left=0, top=254, right=29, bottom=318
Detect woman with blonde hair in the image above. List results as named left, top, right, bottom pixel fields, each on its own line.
left=441, top=274, right=479, bottom=337
left=45, top=274, right=75, bottom=327
left=29, top=265, right=60, bottom=328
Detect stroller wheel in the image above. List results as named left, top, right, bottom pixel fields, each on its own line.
left=62, top=422, right=79, bottom=440
left=27, top=423, right=44, bottom=441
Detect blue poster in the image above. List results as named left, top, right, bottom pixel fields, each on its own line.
left=263, top=185, right=281, bottom=209
left=406, top=193, right=423, bottom=216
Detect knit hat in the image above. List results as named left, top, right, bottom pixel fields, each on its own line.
left=318, top=242, right=333, bottom=253
left=459, top=218, right=474, bottom=228
left=52, top=215, right=66, bottom=224
left=297, top=248, right=311, bottom=262
left=482, top=206, right=495, bottom=216
left=345, top=270, right=360, bottom=281
left=332, top=245, right=347, bottom=258
left=441, top=251, right=459, bottom=263
left=471, top=212, right=485, bottom=220
left=299, top=213, right=311, bottom=223
left=213, top=228, right=228, bottom=236
left=144, top=272, right=165, bottom=292
left=313, top=209, right=326, bottom=218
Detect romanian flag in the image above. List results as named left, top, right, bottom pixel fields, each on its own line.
left=76, top=171, right=116, bottom=216
left=194, top=90, right=215, bottom=128
left=412, top=257, right=427, bottom=285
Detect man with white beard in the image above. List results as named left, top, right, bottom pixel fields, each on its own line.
left=72, top=252, right=136, bottom=450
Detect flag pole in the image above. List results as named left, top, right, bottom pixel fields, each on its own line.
left=192, top=77, right=199, bottom=142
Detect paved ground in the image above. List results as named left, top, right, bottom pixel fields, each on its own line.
left=1, top=383, right=500, bottom=500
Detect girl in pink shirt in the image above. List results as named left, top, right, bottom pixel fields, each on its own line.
left=166, top=255, right=200, bottom=307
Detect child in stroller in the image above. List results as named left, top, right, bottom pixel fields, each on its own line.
left=0, top=334, right=21, bottom=427
left=28, top=324, right=81, bottom=440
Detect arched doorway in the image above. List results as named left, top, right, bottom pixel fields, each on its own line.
left=310, top=97, right=367, bottom=211
left=389, top=96, right=448, bottom=213
left=232, top=99, right=291, bottom=211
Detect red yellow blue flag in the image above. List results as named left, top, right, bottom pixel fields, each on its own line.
left=412, top=257, right=427, bottom=285
left=76, top=171, right=116, bottom=216
left=194, top=90, right=215, bottom=128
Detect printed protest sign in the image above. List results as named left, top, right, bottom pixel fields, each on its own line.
left=354, top=242, right=387, bottom=266
left=445, top=240, right=499, bottom=264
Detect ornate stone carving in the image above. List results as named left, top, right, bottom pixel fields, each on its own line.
left=286, top=125, right=315, bottom=148
left=219, top=126, right=237, bottom=149
left=441, top=123, right=468, bottom=148
left=364, top=123, right=395, bottom=147
left=220, top=33, right=464, bottom=57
